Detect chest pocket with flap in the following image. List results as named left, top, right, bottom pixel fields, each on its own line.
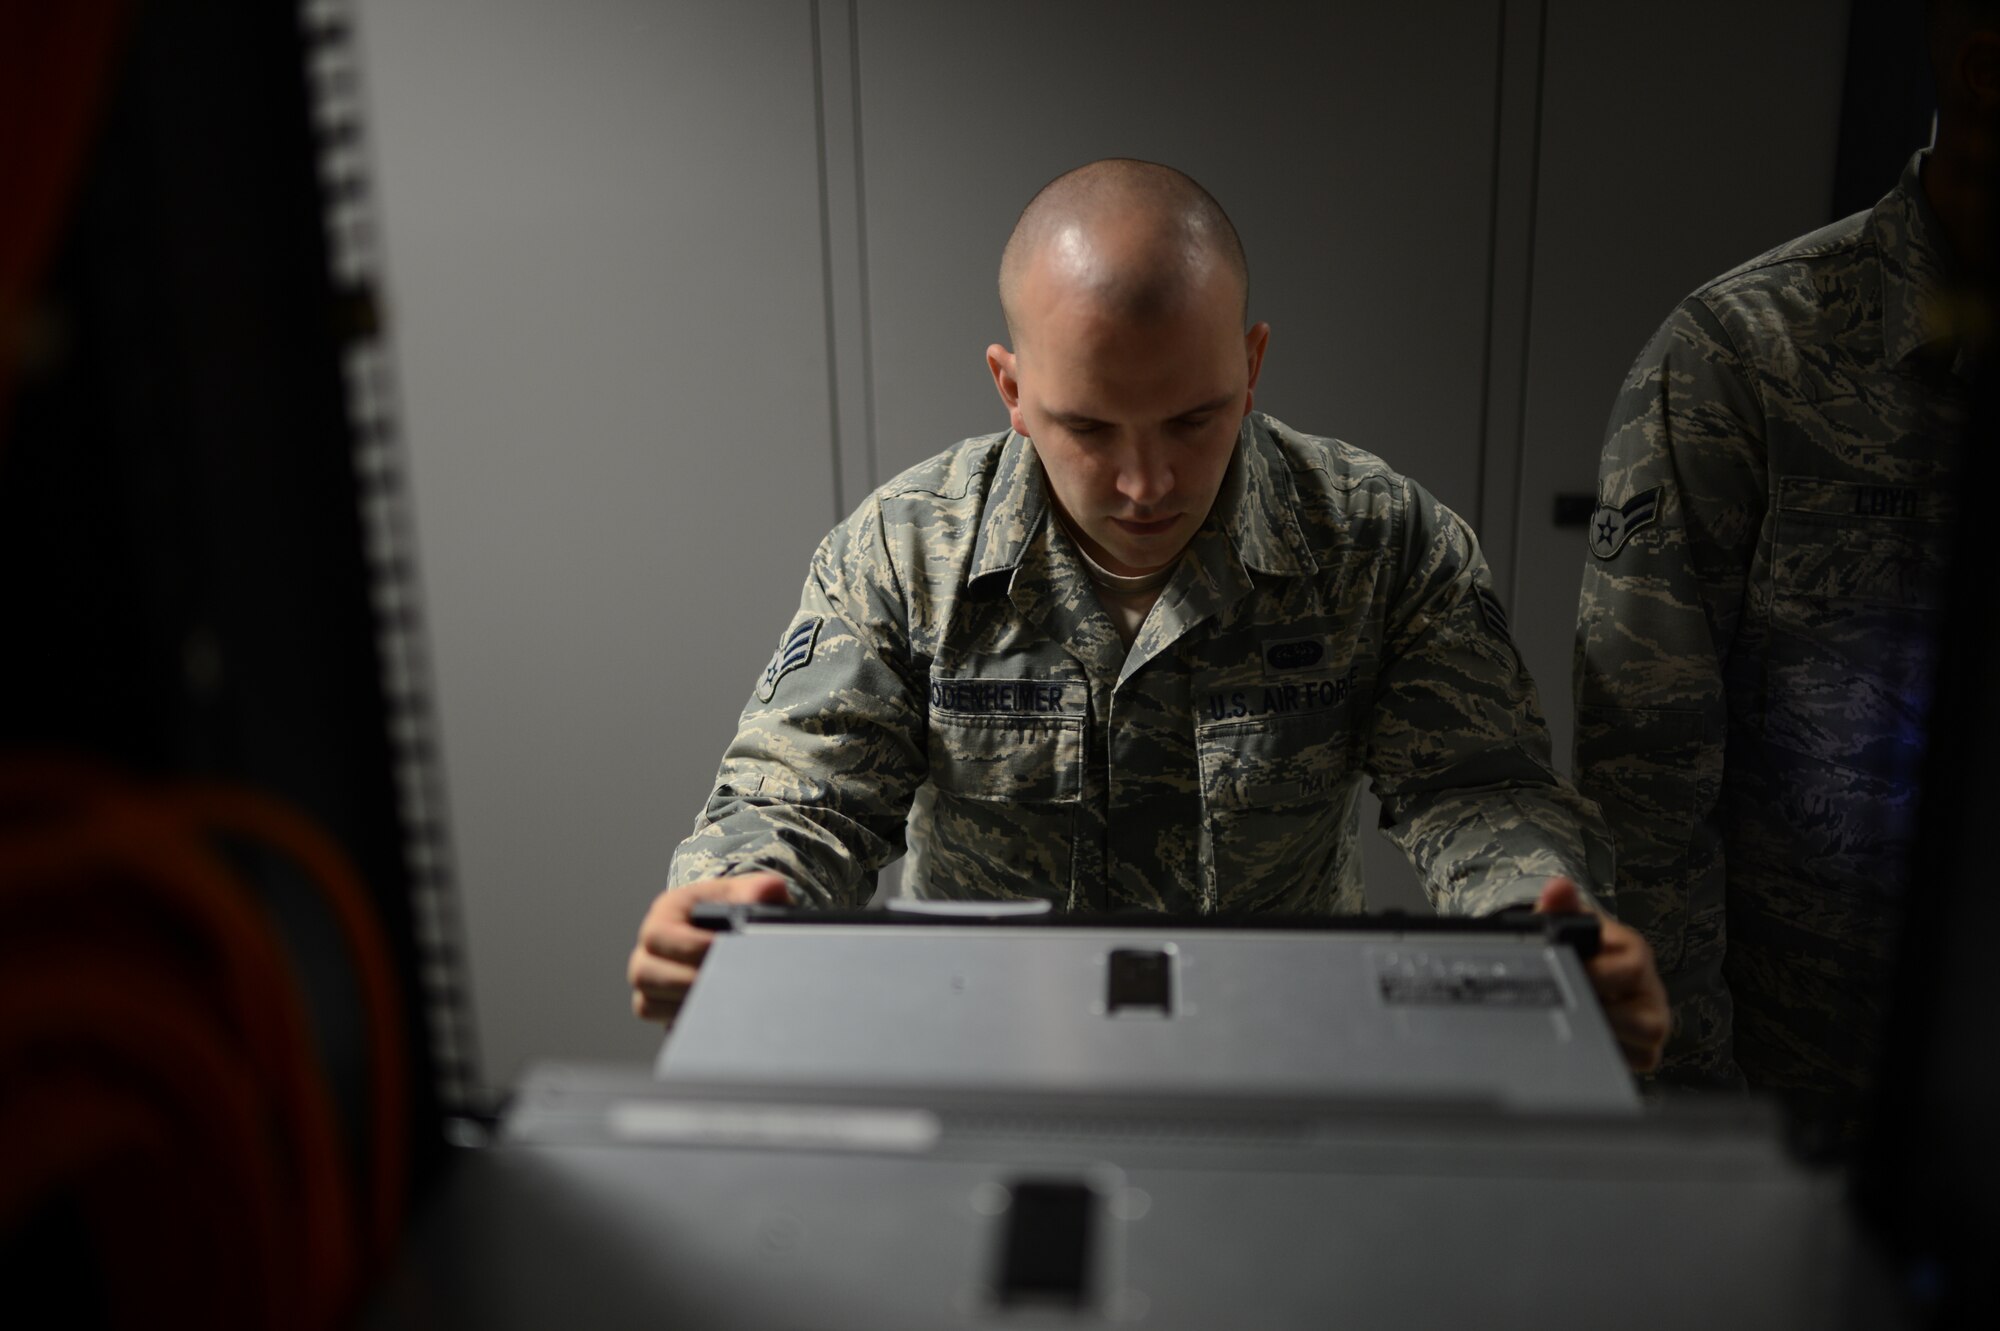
left=926, top=678, right=1085, bottom=804
left=1762, top=474, right=1950, bottom=778
left=1196, top=704, right=1358, bottom=911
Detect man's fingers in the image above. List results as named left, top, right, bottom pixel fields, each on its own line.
left=1602, top=1005, right=1665, bottom=1071
left=1609, top=1010, right=1669, bottom=1073
left=637, top=873, right=793, bottom=963
left=727, top=872, right=793, bottom=905
left=630, top=874, right=794, bottom=1026
left=641, top=925, right=714, bottom=965
left=1533, top=875, right=1584, bottom=915
left=629, top=952, right=696, bottom=1026
left=1579, top=917, right=1655, bottom=989
left=1602, top=993, right=1669, bottom=1041
left=628, top=950, right=700, bottom=999
left=633, top=992, right=688, bottom=1024
left=1594, top=926, right=1669, bottom=1072
left=1585, top=949, right=1650, bottom=1001
left=677, top=873, right=764, bottom=903
left=672, top=872, right=793, bottom=907
left=1529, top=896, right=1668, bottom=1073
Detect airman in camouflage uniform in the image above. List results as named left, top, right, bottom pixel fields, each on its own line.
left=1574, top=149, right=1968, bottom=1130
left=635, top=159, right=1666, bottom=1067
left=669, top=412, right=1612, bottom=918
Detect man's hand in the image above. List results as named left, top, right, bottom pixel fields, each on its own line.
left=628, top=873, right=792, bottom=1026
left=1535, top=875, right=1669, bottom=1074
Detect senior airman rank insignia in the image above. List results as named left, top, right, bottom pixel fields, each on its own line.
left=756, top=616, right=821, bottom=702
left=1588, top=486, right=1663, bottom=560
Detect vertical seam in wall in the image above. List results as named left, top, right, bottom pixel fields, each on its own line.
left=848, top=2, right=879, bottom=491
left=1503, top=0, right=1549, bottom=614
left=810, top=0, right=846, bottom=522
left=1471, top=0, right=1509, bottom=536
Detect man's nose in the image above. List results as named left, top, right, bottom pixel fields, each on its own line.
left=1116, top=442, right=1173, bottom=508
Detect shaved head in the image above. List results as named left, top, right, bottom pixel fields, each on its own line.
left=985, top=160, right=1267, bottom=577
left=997, top=159, right=1248, bottom=345
left=1929, top=0, right=2000, bottom=111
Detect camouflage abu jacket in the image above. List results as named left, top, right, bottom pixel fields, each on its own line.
left=672, top=412, right=1611, bottom=917
left=1574, top=151, right=1966, bottom=1109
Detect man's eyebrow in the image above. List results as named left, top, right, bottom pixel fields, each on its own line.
left=1173, top=394, right=1235, bottom=418
left=1047, top=394, right=1235, bottom=427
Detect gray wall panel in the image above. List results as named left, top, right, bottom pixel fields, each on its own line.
left=854, top=2, right=1504, bottom=526
left=1506, top=0, right=1850, bottom=776
left=356, top=0, right=835, bottom=1084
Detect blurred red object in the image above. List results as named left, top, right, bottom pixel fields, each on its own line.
left=0, top=758, right=408, bottom=1329
left=0, top=1, right=129, bottom=437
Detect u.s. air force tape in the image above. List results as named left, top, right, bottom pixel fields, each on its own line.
left=756, top=616, right=821, bottom=701
left=1589, top=486, right=1663, bottom=560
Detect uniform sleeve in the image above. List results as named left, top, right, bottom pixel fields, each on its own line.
left=1366, top=479, right=1615, bottom=917
left=666, top=500, right=928, bottom=908
left=1572, top=298, right=1763, bottom=1081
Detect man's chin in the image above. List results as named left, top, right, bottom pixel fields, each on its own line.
left=1095, top=534, right=1184, bottom=576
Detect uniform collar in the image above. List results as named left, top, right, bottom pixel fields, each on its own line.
left=966, top=429, right=1048, bottom=586
left=965, top=414, right=1317, bottom=589
left=1880, top=149, right=1962, bottom=371
left=1219, top=414, right=1317, bottom=578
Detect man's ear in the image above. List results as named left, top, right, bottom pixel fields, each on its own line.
left=986, top=343, right=1029, bottom=436
left=1242, top=321, right=1271, bottom=415
left=1968, top=32, right=2000, bottom=117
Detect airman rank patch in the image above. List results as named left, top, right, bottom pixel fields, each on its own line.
left=756, top=616, right=821, bottom=702
left=1473, top=585, right=1510, bottom=637
left=1589, top=486, right=1663, bottom=560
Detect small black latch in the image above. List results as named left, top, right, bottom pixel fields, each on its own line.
left=1481, top=905, right=1603, bottom=961
left=1105, top=948, right=1174, bottom=1015
left=995, top=1180, right=1098, bottom=1309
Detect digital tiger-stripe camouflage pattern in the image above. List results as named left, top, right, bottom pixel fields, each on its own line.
left=671, top=413, right=1611, bottom=923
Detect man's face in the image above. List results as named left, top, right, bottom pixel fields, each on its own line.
left=988, top=267, right=1269, bottom=577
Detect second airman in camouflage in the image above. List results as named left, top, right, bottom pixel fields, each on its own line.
left=1574, top=131, right=1973, bottom=1135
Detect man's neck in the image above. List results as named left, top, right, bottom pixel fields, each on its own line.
left=1923, top=126, right=1998, bottom=279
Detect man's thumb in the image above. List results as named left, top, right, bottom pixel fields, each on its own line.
left=1534, top=875, right=1583, bottom=915
left=730, top=872, right=793, bottom=906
